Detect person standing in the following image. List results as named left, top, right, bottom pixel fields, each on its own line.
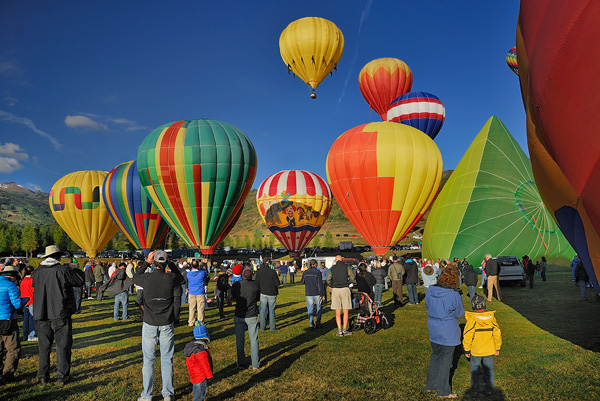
left=326, top=255, right=355, bottom=337
left=255, top=262, right=280, bottom=331
left=404, top=257, right=419, bottom=305
left=420, top=262, right=438, bottom=296
left=484, top=255, right=501, bottom=302
left=387, top=256, right=405, bottom=307
left=301, top=259, right=324, bottom=329
left=319, top=262, right=329, bottom=302
left=231, top=267, right=260, bottom=370
left=463, top=263, right=478, bottom=301
left=570, top=255, right=581, bottom=282
left=279, top=262, right=288, bottom=285
left=184, top=321, right=213, bottom=401
left=83, top=261, right=95, bottom=300
left=0, top=265, right=23, bottom=383
left=575, top=260, right=590, bottom=301
left=215, top=270, right=230, bottom=319
left=133, top=250, right=184, bottom=401
left=425, top=268, right=464, bottom=398
left=99, top=262, right=132, bottom=321
left=20, top=266, right=36, bottom=341
left=289, top=261, right=296, bottom=284
left=187, top=261, right=208, bottom=326
left=370, top=261, right=386, bottom=307
left=93, top=261, right=105, bottom=299
left=525, top=257, right=535, bottom=289
left=540, top=256, right=548, bottom=282
left=32, top=245, right=85, bottom=385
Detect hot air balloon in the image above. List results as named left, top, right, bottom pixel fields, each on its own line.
left=326, top=122, right=442, bottom=256
left=518, top=0, right=600, bottom=288
left=137, top=119, right=257, bottom=255
left=49, top=170, right=119, bottom=258
left=102, top=160, right=170, bottom=254
left=385, top=91, right=446, bottom=140
left=423, top=117, right=574, bottom=265
left=358, top=58, right=413, bottom=120
left=279, top=17, right=344, bottom=99
left=506, top=46, right=519, bottom=75
left=256, top=170, right=333, bottom=258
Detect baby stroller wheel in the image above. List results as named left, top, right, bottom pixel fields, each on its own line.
left=364, top=318, right=377, bottom=334
left=381, top=315, right=390, bottom=329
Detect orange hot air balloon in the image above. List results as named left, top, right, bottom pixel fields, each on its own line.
left=326, top=122, right=442, bottom=256
left=359, top=58, right=413, bottom=120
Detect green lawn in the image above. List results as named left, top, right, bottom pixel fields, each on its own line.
left=4, top=266, right=600, bottom=400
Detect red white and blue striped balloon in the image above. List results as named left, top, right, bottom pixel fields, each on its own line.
left=385, top=91, right=445, bottom=140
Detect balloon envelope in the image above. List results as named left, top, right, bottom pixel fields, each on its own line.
left=49, top=170, right=119, bottom=258
left=256, top=170, right=333, bottom=258
left=506, top=46, right=519, bottom=75
left=422, top=117, right=574, bottom=265
left=279, top=17, right=344, bottom=97
left=386, top=91, right=446, bottom=140
left=518, top=0, right=600, bottom=288
left=359, top=58, right=413, bottom=120
left=326, top=122, right=442, bottom=256
left=137, top=119, right=257, bottom=255
left=102, top=160, right=170, bottom=252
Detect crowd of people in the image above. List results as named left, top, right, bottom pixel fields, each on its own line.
left=0, top=248, right=596, bottom=399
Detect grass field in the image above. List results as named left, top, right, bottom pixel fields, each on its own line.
left=3, top=266, right=600, bottom=401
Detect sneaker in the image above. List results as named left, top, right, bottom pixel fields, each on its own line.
left=28, top=337, right=38, bottom=341
left=336, top=331, right=344, bottom=337
left=137, top=398, right=151, bottom=401
left=342, top=330, right=353, bottom=336
left=163, top=396, right=174, bottom=401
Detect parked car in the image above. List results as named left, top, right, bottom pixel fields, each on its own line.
left=496, top=256, right=526, bottom=286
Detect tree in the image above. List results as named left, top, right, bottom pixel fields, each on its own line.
left=265, top=234, right=274, bottom=249
left=243, top=235, right=251, bottom=249
left=323, top=230, right=333, bottom=248
left=21, top=224, right=38, bottom=258
left=0, top=227, right=7, bottom=253
left=309, top=232, right=321, bottom=248
left=7, top=226, right=20, bottom=254
left=51, top=224, right=70, bottom=250
left=252, top=228, right=263, bottom=249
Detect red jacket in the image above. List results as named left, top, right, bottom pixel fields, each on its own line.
left=184, top=340, right=213, bottom=384
left=21, top=276, right=34, bottom=306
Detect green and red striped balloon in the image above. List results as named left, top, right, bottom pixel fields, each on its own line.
left=137, top=119, right=257, bottom=254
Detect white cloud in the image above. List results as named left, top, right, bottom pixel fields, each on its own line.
left=0, top=143, right=29, bottom=174
left=0, top=60, right=21, bottom=77
left=0, top=111, right=62, bottom=149
left=25, top=183, right=42, bottom=192
left=64, top=115, right=108, bottom=131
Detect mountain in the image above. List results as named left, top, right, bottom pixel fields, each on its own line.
left=0, top=182, right=54, bottom=225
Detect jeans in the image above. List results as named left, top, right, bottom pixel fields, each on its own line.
left=322, top=280, right=328, bottom=302
left=305, top=295, right=322, bottom=327
left=470, top=355, right=494, bottom=390
left=23, top=305, right=36, bottom=340
left=141, top=322, right=175, bottom=399
left=373, top=284, right=384, bottom=307
left=468, top=285, right=476, bottom=301
left=259, top=294, right=277, bottom=330
left=280, top=273, right=287, bottom=284
left=426, top=342, right=455, bottom=397
left=85, top=282, right=92, bottom=298
left=578, top=280, right=588, bottom=300
left=407, top=283, right=418, bottom=304
left=234, top=316, right=260, bottom=368
left=193, top=379, right=208, bottom=401
left=114, top=291, right=128, bottom=320
left=384, top=276, right=389, bottom=290
left=73, top=287, right=82, bottom=313
left=37, top=318, right=72, bottom=381
left=181, top=284, right=188, bottom=305
left=528, top=274, right=534, bottom=289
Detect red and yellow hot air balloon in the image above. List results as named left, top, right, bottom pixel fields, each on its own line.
left=49, top=170, right=119, bottom=258
left=136, top=119, right=257, bottom=255
left=326, top=122, right=442, bottom=256
left=359, top=58, right=413, bottom=120
left=256, top=170, right=332, bottom=258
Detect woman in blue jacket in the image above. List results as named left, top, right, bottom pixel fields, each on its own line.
left=425, top=267, right=464, bottom=398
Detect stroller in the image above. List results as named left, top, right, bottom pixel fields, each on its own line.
left=349, top=291, right=390, bottom=334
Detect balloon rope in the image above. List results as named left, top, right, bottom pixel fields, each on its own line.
left=531, top=214, right=549, bottom=253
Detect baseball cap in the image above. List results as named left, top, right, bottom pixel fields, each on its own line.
left=154, top=250, right=168, bottom=263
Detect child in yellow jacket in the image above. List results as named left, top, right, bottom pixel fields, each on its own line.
left=463, top=294, right=502, bottom=395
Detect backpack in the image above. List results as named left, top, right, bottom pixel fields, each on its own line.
left=217, top=274, right=230, bottom=291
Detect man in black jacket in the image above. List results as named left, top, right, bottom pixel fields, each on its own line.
left=255, top=262, right=280, bottom=331
left=32, top=245, right=85, bottom=385
left=133, top=250, right=184, bottom=401
left=232, top=266, right=260, bottom=370
left=484, top=254, right=501, bottom=302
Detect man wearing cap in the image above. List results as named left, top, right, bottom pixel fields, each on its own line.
left=133, top=250, right=184, bottom=401
left=387, top=256, right=406, bottom=307
left=32, top=245, right=85, bottom=385
left=0, top=264, right=23, bottom=383
left=231, top=266, right=260, bottom=370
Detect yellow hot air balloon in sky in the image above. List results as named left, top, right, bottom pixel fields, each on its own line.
left=49, top=170, right=119, bottom=258
left=279, top=17, right=344, bottom=99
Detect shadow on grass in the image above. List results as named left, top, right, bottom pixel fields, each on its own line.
left=2, top=379, right=111, bottom=401
left=499, top=270, right=600, bottom=352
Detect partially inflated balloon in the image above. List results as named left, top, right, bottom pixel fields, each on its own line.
left=506, top=46, right=519, bottom=75
left=326, top=122, right=442, bottom=256
left=386, top=91, right=445, bottom=140
left=359, top=58, right=412, bottom=120
left=102, top=160, right=170, bottom=253
left=49, top=171, right=119, bottom=258
left=137, top=119, right=257, bottom=255
left=280, top=17, right=344, bottom=99
left=518, top=0, right=600, bottom=288
left=256, top=170, right=333, bottom=258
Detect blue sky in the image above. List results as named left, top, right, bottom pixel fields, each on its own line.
left=0, top=1, right=523, bottom=193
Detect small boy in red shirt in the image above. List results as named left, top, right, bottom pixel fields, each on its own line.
left=185, top=320, right=213, bottom=401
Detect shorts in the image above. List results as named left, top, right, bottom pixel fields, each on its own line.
left=330, top=287, right=352, bottom=310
